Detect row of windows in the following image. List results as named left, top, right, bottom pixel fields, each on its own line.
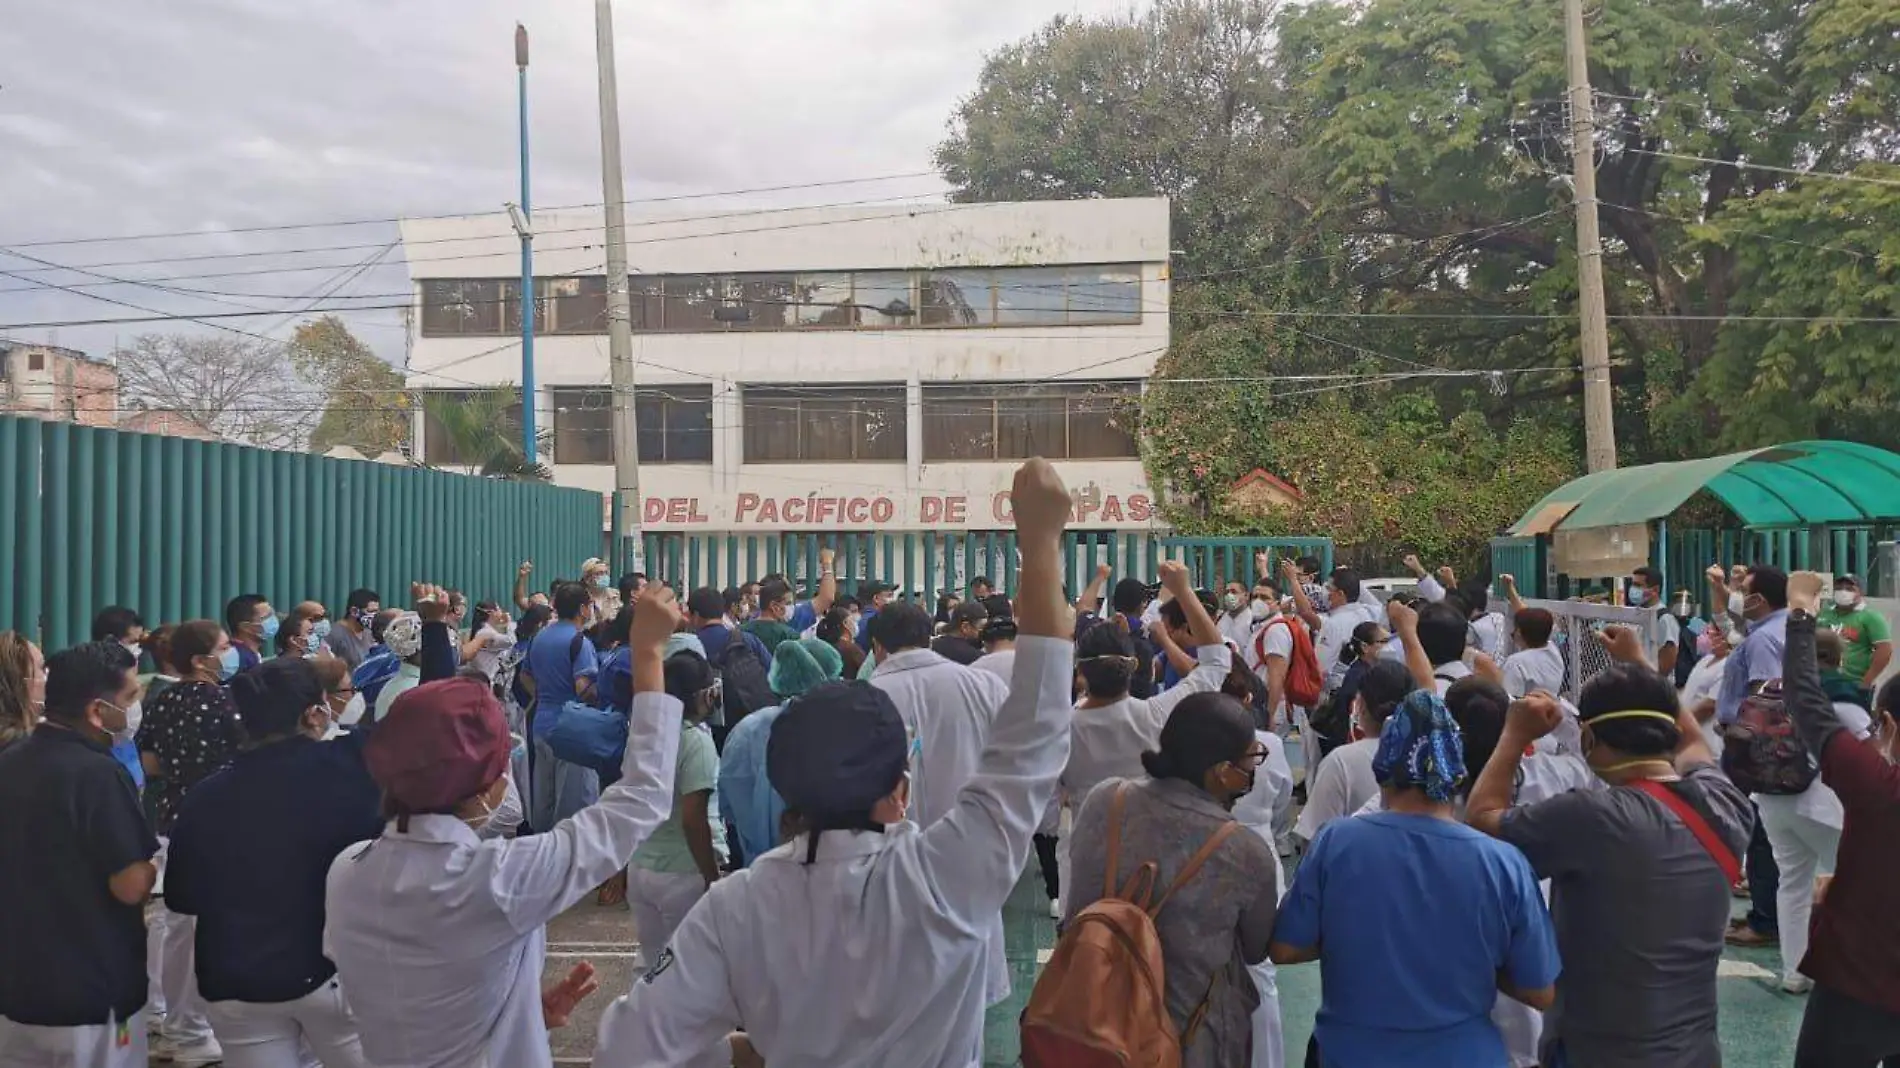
left=419, top=383, right=1140, bottom=466
left=417, top=264, right=1146, bottom=337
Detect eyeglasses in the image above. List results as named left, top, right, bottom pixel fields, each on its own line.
left=1234, top=749, right=1269, bottom=769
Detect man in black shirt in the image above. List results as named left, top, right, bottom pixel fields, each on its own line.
left=930, top=600, right=989, bottom=666
left=0, top=642, right=157, bottom=1067
left=165, top=658, right=383, bottom=1067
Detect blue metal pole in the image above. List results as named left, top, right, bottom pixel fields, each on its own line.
left=516, top=25, right=537, bottom=466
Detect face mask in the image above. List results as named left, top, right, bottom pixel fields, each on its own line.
left=1627, top=585, right=1650, bottom=607
left=1727, top=592, right=1746, bottom=617
left=101, top=698, right=140, bottom=742
left=353, top=609, right=376, bottom=629
left=1695, top=631, right=1715, bottom=656
left=1251, top=599, right=1271, bottom=619
left=1224, top=763, right=1256, bottom=806
left=218, top=646, right=241, bottom=680
left=591, top=575, right=610, bottom=590
left=311, top=619, right=332, bottom=644
left=460, top=790, right=499, bottom=832
left=1833, top=590, right=1859, bottom=608
left=122, top=641, right=143, bottom=662
left=338, top=692, right=367, bottom=727
left=1221, top=593, right=1242, bottom=613
left=260, top=615, right=281, bottom=642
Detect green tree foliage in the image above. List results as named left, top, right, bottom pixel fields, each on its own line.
left=285, top=316, right=410, bottom=456
left=420, top=387, right=550, bottom=481
left=938, top=0, right=1899, bottom=560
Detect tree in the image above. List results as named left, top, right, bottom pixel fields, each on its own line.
left=1273, top=0, right=1900, bottom=456
left=1675, top=167, right=1900, bottom=451
left=286, top=315, right=410, bottom=456
left=936, top=0, right=1298, bottom=278
left=421, top=387, right=550, bottom=481
left=113, top=334, right=317, bottom=451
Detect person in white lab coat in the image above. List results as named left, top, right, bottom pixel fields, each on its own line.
left=864, top=593, right=1014, bottom=1003
left=1060, top=559, right=1230, bottom=912
left=323, top=586, right=686, bottom=1068
left=592, top=458, right=1080, bottom=1068
left=1233, top=727, right=1296, bottom=1068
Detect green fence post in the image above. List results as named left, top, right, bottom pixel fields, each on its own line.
left=43, top=423, right=75, bottom=648
left=69, top=427, right=97, bottom=645
left=0, top=421, right=19, bottom=633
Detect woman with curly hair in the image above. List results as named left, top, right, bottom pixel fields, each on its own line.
left=0, top=631, right=45, bottom=755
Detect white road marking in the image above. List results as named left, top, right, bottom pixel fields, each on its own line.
left=548, top=950, right=644, bottom=959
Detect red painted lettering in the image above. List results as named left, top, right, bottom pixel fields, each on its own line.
left=644, top=497, right=667, bottom=524
left=944, top=496, right=967, bottom=524
left=992, top=491, right=1013, bottom=522
left=735, top=493, right=761, bottom=523
left=1100, top=495, right=1125, bottom=523
left=1128, top=494, right=1153, bottom=523
left=1072, top=490, right=1099, bottom=524
left=783, top=496, right=807, bottom=523
left=688, top=498, right=709, bottom=523
left=757, top=497, right=780, bottom=524
left=815, top=498, right=838, bottom=523
left=845, top=498, right=870, bottom=524
left=870, top=497, right=895, bottom=523
left=665, top=498, right=690, bottom=524
left=919, top=496, right=943, bottom=524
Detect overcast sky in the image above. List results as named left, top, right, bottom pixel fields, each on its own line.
left=0, top=0, right=1140, bottom=364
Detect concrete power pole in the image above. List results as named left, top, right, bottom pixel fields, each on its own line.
left=1564, top=0, right=1619, bottom=473
left=595, top=0, right=644, bottom=571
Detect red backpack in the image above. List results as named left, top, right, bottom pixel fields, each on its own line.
left=1020, top=784, right=1240, bottom=1068
left=1254, top=616, right=1324, bottom=708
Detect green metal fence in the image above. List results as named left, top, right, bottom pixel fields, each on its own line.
left=1492, top=524, right=1898, bottom=604
left=633, top=531, right=1333, bottom=600
left=0, top=415, right=606, bottom=651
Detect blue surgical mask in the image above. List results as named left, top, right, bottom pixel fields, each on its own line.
left=591, top=575, right=610, bottom=590
left=260, top=615, right=281, bottom=641
left=218, top=646, right=241, bottom=680
left=311, top=619, right=332, bottom=644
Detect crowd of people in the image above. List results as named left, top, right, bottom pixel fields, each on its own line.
left=0, top=460, right=1895, bottom=1068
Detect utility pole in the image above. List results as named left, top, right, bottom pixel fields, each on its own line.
left=595, top=0, right=644, bottom=571
left=1564, top=0, right=1618, bottom=473
left=513, top=23, right=537, bottom=466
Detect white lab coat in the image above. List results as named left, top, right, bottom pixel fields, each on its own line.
left=593, top=635, right=1075, bottom=1068
left=869, top=646, right=1012, bottom=1003
left=1233, top=730, right=1293, bottom=1068
left=323, top=692, right=681, bottom=1068
left=1057, top=644, right=1231, bottom=912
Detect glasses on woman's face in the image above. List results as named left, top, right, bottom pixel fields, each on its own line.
left=1234, top=747, right=1269, bottom=769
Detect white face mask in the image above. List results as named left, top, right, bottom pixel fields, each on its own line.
left=104, top=698, right=141, bottom=743
left=1251, top=598, right=1272, bottom=619
left=1728, top=591, right=1746, bottom=617
left=1833, top=589, right=1859, bottom=608
left=122, top=642, right=143, bottom=662
left=338, top=692, right=367, bottom=727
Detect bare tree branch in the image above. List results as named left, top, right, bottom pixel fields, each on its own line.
left=112, top=334, right=319, bottom=451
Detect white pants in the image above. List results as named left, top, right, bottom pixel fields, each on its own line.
left=0, top=1010, right=147, bottom=1068
left=627, top=868, right=709, bottom=968
left=1758, top=799, right=1842, bottom=983
left=150, top=841, right=212, bottom=1043
left=626, top=869, right=724, bottom=1068
left=204, top=979, right=368, bottom=1068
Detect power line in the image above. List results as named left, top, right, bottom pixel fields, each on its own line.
left=0, top=197, right=974, bottom=278
left=1623, top=148, right=1900, bottom=188
left=0, top=171, right=944, bottom=250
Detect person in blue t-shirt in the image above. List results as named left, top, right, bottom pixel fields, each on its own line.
left=1272, top=689, right=1559, bottom=1068
left=524, top=581, right=601, bottom=831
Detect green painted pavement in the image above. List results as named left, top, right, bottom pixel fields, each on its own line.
left=983, top=869, right=1809, bottom=1068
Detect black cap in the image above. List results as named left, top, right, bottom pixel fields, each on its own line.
left=858, top=581, right=895, bottom=600
left=768, top=681, right=907, bottom=823
left=949, top=601, right=989, bottom=628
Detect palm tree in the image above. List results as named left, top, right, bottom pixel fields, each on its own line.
left=422, top=387, right=552, bottom=481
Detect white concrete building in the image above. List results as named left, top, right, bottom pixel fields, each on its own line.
left=400, top=197, right=1170, bottom=590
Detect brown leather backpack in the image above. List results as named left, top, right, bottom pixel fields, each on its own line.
left=1020, top=783, right=1240, bottom=1068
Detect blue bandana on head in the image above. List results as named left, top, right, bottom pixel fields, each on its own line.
left=1372, top=689, right=1468, bottom=801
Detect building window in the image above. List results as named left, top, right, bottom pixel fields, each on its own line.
left=27, top=351, right=45, bottom=371
left=921, top=381, right=1140, bottom=461
left=637, top=386, right=714, bottom=463
left=419, top=265, right=1143, bottom=336
left=551, top=386, right=713, bottom=464
left=743, top=385, right=906, bottom=463
left=420, top=390, right=523, bottom=465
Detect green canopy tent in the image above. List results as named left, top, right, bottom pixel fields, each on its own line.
left=1498, top=441, right=1900, bottom=597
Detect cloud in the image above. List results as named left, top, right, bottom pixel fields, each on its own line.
left=0, top=0, right=1139, bottom=362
